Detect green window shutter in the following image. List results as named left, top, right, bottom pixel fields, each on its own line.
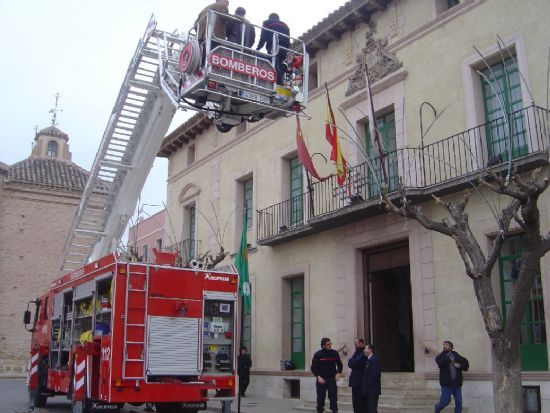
left=243, top=179, right=253, bottom=229
left=188, top=205, right=196, bottom=258
left=289, top=157, right=303, bottom=226
left=481, top=58, right=527, bottom=160
left=365, top=111, right=398, bottom=197
left=499, top=235, right=547, bottom=371
left=290, top=277, right=305, bottom=370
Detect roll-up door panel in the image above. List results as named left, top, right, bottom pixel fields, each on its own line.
left=74, top=279, right=95, bottom=300
left=146, top=316, right=200, bottom=375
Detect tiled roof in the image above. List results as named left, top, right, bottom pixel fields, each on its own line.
left=299, top=0, right=389, bottom=56
left=7, top=158, right=89, bottom=192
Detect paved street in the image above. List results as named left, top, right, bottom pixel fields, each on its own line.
left=1, top=378, right=300, bottom=413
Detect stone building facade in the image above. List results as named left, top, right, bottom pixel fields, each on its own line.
left=158, top=0, right=550, bottom=411
left=0, top=126, right=87, bottom=376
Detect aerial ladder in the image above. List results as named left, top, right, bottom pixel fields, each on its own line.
left=61, top=14, right=309, bottom=271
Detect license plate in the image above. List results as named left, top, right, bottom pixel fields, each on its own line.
left=239, top=89, right=270, bottom=104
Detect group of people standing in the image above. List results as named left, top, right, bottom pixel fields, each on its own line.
left=311, top=337, right=469, bottom=413
left=310, top=337, right=381, bottom=413
left=195, top=0, right=291, bottom=83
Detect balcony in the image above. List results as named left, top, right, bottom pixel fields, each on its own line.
left=257, top=105, right=550, bottom=245
left=165, top=238, right=202, bottom=262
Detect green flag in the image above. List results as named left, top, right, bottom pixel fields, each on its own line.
left=235, top=214, right=251, bottom=314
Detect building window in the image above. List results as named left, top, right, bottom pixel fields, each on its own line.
left=243, top=178, right=253, bottom=229
left=290, top=277, right=305, bottom=369
left=156, top=238, right=162, bottom=251
left=289, top=157, right=303, bottom=226
left=186, top=204, right=197, bottom=259
left=187, top=144, right=196, bottom=166
left=142, top=244, right=149, bottom=262
left=480, top=57, right=527, bottom=161
left=365, top=110, right=398, bottom=198
left=47, top=140, right=57, bottom=157
left=499, top=234, right=547, bottom=371
left=308, top=61, right=318, bottom=92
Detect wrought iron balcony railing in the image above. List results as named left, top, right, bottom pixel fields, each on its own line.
left=257, top=105, right=549, bottom=242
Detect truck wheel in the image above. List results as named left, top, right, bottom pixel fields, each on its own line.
left=29, top=387, right=47, bottom=408
left=155, top=402, right=183, bottom=413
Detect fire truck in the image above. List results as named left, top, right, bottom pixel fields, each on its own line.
left=25, top=252, right=238, bottom=413
left=24, top=12, right=307, bottom=413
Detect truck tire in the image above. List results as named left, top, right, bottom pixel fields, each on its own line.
left=29, top=358, right=48, bottom=407
left=155, top=402, right=183, bottom=413
left=29, top=387, right=47, bottom=408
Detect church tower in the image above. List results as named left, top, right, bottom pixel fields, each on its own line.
left=0, top=98, right=89, bottom=377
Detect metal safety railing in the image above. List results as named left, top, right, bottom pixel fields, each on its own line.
left=257, top=105, right=550, bottom=241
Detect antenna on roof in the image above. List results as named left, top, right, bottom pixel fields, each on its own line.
left=49, top=92, right=63, bottom=126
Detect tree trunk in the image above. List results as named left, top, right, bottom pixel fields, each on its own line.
left=492, top=336, right=522, bottom=413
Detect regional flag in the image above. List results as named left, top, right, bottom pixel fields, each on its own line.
left=234, top=212, right=251, bottom=314
left=325, top=86, right=347, bottom=186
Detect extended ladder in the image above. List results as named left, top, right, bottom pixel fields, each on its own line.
left=60, top=17, right=178, bottom=271
left=122, top=264, right=150, bottom=379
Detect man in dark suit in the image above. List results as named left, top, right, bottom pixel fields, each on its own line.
left=348, top=338, right=366, bottom=413
left=362, top=343, right=381, bottom=413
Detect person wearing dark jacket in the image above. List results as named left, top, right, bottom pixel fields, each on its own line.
left=435, top=340, right=469, bottom=413
left=348, top=338, right=366, bottom=413
left=362, top=344, right=381, bottom=413
left=227, top=7, right=255, bottom=47
left=256, top=13, right=290, bottom=85
left=237, top=346, right=252, bottom=397
left=311, top=337, right=343, bottom=413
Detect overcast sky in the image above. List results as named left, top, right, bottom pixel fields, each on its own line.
left=0, top=0, right=346, bottom=218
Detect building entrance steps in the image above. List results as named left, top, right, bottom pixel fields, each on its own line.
left=294, top=373, right=468, bottom=413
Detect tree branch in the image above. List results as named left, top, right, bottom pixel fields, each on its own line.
left=454, top=236, right=476, bottom=279
left=480, top=175, right=528, bottom=202
left=384, top=194, right=454, bottom=237
left=484, top=199, right=521, bottom=273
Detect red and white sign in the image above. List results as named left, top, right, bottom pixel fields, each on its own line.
left=210, top=54, right=276, bottom=83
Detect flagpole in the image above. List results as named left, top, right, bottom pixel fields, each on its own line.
left=237, top=206, right=247, bottom=413
left=363, top=54, right=388, bottom=183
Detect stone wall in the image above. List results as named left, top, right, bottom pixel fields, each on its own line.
left=0, top=183, right=80, bottom=376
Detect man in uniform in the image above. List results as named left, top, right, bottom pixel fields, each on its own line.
left=311, top=337, right=343, bottom=413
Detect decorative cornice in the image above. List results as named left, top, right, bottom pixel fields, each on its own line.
left=341, top=68, right=407, bottom=109
left=300, top=0, right=391, bottom=58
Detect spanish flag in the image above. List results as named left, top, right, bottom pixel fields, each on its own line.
left=325, top=86, right=347, bottom=186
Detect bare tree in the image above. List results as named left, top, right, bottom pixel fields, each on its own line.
left=383, top=167, right=549, bottom=412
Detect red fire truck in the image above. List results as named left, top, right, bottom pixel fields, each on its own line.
left=25, top=252, right=238, bottom=413
left=23, top=13, right=307, bottom=412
